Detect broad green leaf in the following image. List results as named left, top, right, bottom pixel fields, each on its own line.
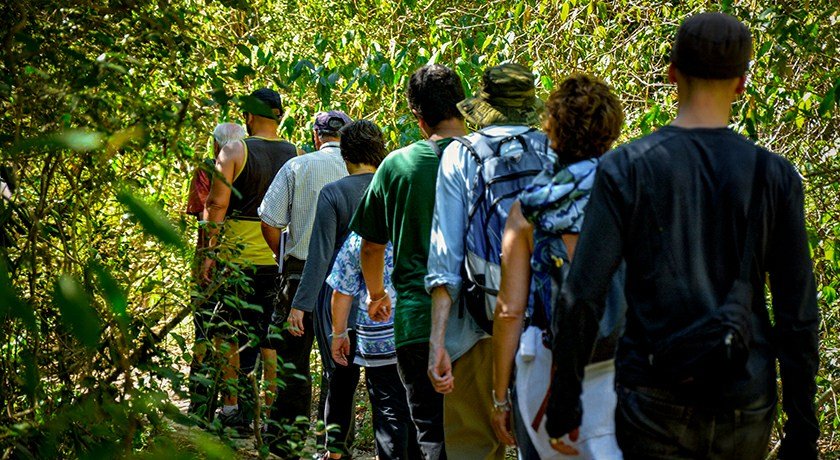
left=116, top=188, right=185, bottom=248
left=54, top=130, right=104, bottom=151
left=236, top=44, right=250, bottom=59
left=238, top=94, right=277, bottom=119
left=21, top=349, right=39, bottom=400
left=232, top=64, right=255, bottom=81
left=106, top=126, right=145, bottom=153
left=560, top=2, right=570, bottom=22
left=9, top=129, right=104, bottom=153
left=90, top=263, right=129, bottom=328
left=54, top=274, right=102, bottom=348
left=818, top=85, right=836, bottom=117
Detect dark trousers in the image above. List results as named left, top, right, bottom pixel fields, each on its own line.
left=325, top=332, right=361, bottom=456
left=367, top=364, right=422, bottom=460
left=396, top=343, right=446, bottom=460
left=616, top=384, right=775, bottom=460
left=190, top=265, right=276, bottom=418
left=328, top=362, right=420, bottom=459
left=267, top=258, right=316, bottom=456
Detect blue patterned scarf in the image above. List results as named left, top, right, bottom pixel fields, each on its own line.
left=519, top=158, right=599, bottom=327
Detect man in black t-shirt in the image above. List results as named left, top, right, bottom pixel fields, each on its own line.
left=545, top=13, right=819, bottom=460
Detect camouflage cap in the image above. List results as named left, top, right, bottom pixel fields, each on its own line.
left=458, top=63, right=544, bottom=127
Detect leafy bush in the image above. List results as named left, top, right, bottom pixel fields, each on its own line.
left=0, top=0, right=837, bottom=457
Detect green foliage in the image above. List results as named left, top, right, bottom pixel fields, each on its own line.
left=117, top=188, right=187, bottom=249
left=0, top=0, right=838, bottom=457
left=53, top=274, right=102, bottom=349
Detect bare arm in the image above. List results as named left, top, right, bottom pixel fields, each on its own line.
left=330, top=290, right=354, bottom=367
left=261, top=221, right=281, bottom=258
left=200, top=141, right=242, bottom=282
left=492, top=202, right=534, bottom=401
left=361, top=239, right=387, bottom=296
left=490, top=201, right=533, bottom=444
left=331, top=290, right=353, bottom=335
left=428, top=286, right=455, bottom=394
left=360, top=239, right=390, bottom=321
left=202, top=141, right=242, bottom=246
left=562, top=234, right=579, bottom=261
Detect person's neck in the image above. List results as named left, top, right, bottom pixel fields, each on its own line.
left=319, top=137, right=340, bottom=148
left=250, top=123, right=279, bottom=139
left=427, top=118, right=467, bottom=141
left=346, top=162, right=376, bottom=175
left=671, top=92, right=734, bottom=129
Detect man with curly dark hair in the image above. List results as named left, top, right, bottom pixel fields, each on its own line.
left=546, top=13, right=819, bottom=460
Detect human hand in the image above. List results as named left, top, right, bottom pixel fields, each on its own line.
left=491, top=404, right=516, bottom=446
left=549, top=428, right=580, bottom=455
left=199, top=257, right=216, bottom=286
left=367, top=290, right=392, bottom=322
left=331, top=332, right=350, bottom=366
left=427, top=341, right=454, bottom=394
left=287, top=308, right=305, bottom=337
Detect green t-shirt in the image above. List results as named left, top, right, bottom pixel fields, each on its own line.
left=350, top=139, right=450, bottom=348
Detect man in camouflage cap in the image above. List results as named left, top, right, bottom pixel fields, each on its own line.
left=457, top=63, right=544, bottom=127
left=425, top=62, right=553, bottom=459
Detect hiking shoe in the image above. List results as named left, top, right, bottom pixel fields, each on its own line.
left=217, top=408, right=253, bottom=437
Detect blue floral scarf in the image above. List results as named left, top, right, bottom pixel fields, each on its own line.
left=519, top=158, right=599, bottom=328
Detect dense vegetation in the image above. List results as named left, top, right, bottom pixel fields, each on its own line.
left=1, top=0, right=838, bottom=457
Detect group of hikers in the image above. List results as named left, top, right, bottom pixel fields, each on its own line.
left=185, top=12, right=820, bottom=460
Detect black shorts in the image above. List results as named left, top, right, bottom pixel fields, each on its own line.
left=196, top=264, right=279, bottom=348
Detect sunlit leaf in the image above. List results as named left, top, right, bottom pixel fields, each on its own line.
left=9, top=129, right=105, bottom=153
left=116, top=188, right=185, bottom=248
left=106, top=126, right=145, bottom=154
left=54, top=275, right=102, bottom=348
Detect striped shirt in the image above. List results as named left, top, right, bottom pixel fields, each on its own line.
left=258, top=142, right=348, bottom=261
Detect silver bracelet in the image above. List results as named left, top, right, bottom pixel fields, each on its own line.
left=332, top=330, right=349, bottom=339
left=492, top=389, right=511, bottom=412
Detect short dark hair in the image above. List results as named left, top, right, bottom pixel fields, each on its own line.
left=339, top=120, right=387, bottom=167
left=407, top=65, right=465, bottom=128
left=542, top=74, right=624, bottom=164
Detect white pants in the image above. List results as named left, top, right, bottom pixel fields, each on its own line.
left=515, top=326, right=622, bottom=459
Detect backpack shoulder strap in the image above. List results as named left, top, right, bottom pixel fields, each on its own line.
left=425, top=139, right=443, bottom=159
left=451, top=136, right=482, bottom=165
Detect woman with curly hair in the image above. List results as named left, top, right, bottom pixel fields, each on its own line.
left=490, top=74, right=626, bottom=459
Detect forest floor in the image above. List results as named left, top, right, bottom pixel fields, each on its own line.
left=167, top=347, right=378, bottom=459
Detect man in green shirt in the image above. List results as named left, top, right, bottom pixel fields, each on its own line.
left=350, top=64, right=466, bottom=460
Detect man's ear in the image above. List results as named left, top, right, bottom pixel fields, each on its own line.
left=413, top=110, right=431, bottom=139
left=667, top=63, right=678, bottom=84
left=734, top=75, right=747, bottom=95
